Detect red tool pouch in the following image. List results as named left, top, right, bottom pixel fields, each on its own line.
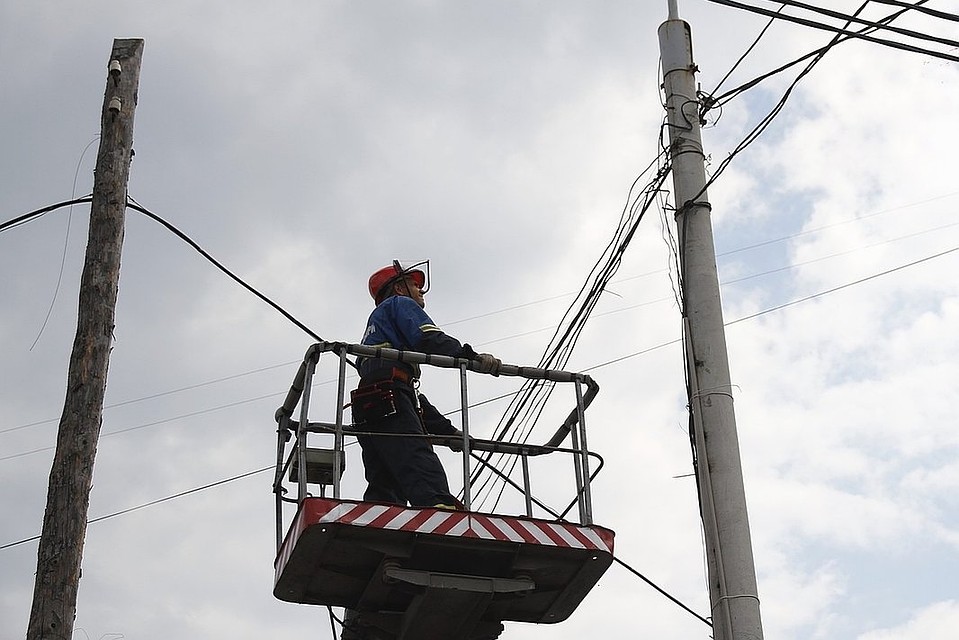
left=350, top=383, right=398, bottom=425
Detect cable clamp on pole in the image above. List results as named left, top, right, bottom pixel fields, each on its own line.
left=689, top=383, right=738, bottom=403
left=711, top=593, right=761, bottom=612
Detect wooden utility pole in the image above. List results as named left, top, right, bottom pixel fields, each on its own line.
left=27, top=38, right=143, bottom=640
left=659, top=2, right=764, bottom=639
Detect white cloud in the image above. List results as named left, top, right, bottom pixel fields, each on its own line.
left=858, top=600, right=959, bottom=640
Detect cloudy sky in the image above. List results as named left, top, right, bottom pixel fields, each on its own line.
left=2, top=1, right=959, bottom=639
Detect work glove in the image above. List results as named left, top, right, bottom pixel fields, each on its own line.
left=474, top=353, right=501, bottom=376
left=447, top=428, right=474, bottom=452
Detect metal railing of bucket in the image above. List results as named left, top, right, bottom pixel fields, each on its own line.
left=272, top=341, right=603, bottom=551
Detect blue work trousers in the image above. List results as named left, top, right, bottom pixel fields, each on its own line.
left=355, top=384, right=456, bottom=507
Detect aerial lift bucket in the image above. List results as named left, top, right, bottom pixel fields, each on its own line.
left=272, top=342, right=614, bottom=640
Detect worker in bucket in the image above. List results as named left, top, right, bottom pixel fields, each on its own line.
left=351, top=260, right=501, bottom=509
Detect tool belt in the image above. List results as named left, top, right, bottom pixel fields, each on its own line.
left=350, top=382, right=398, bottom=425
left=351, top=367, right=420, bottom=426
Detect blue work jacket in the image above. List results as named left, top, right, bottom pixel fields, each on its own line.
left=358, top=295, right=474, bottom=379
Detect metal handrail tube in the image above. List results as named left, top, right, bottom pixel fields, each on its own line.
left=275, top=346, right=320, bottom=422
left=458, top=362, right=472, bottom=509
left=295, top=341, right=597, bottom=385
left=521, top=456, right=533, bottom=517
left=544, top=376, right=600, bottom=448
left=296, top=356, right=317, bottom=502
left=333, top=347, right=348, bottom=499
left=575, top=380, right=594, bottom=524
left=273, top=418, right=291, bottom=551
left=274, top=421, right=605, bottom=522
left=297, top=421, right=562, bottom=458
left=276, top=342, right=600, bottom=451
left=567, top=412, right=587, bottom=523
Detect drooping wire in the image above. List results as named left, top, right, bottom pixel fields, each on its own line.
left=474, top=158, right=670, bottom=505
left=30, top=136, right=100, bottom=351
left=469, top=151, right=673, bottom=512
left=3, top=194, right=328, bottom=351
left=613, top=555, right=712, bottom=627
left=706, top=3, right=786, bottom=104
left=125, top=197, right=327, bottom=345
left=3, top=194, right=330, bottom=349
left=469, top=42, right=670, bottom=504
left=654, top=104, right=684, bottom=311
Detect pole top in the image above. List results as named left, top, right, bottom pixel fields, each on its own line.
left=668, top=0, right=680, bottom=20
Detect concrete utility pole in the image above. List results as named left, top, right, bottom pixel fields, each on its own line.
left=27, top=38, right=143, bottom=640
left=658, top=3, right=764, bottom=640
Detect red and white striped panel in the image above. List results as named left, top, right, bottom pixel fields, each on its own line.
left=315, top=500, right=614, bottom=554
left=275, top=502, right=312, bottom=576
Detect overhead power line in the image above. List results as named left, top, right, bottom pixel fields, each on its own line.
left=0, top=467, right=271, bottom=551
left=0, top=359, right=301, bottom=436
left=772, top=0, right=959, bottom=50
left=696, top=2, right=877, bottom=206
left=0, top=390, right=289, bottom=462
left=2, top=196, right=327, bottom=346
left=706, top=0, right=935, bottom=107
left=31, top=137, right=100, bottom=351
left=126, top=197, right=326, bottom=344
left=708, top=4, right=785, bottom=100
left=586, top=242, right=959, bottom=372
left=0, top=196, right=93, bottom=233
left=613, top=556, right=712, bottom=627
left=869, top=0, right=959, bottom=22
left=727, top=245, right=959, bottom=325
left=704, top=0, right=959, bottom=63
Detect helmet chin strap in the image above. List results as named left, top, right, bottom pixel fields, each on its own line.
left=391, top=259, right=431, bottom=297
left=392, top=260, right=415, bottom=300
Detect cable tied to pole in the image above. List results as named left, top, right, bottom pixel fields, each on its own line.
left=689, top=383, right=738, bottom=403
left=675, top=199, right=712, bottom=217
left=712, top=593, right=762, bottom=612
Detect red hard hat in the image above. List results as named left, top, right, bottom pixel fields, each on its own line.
left=368, top=264, right=426, bottom=304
